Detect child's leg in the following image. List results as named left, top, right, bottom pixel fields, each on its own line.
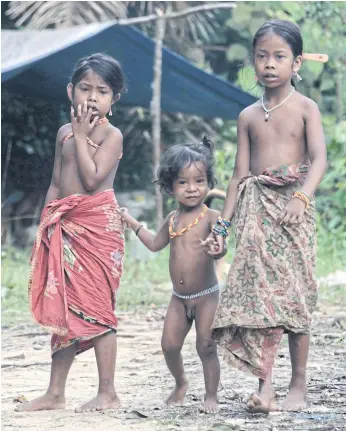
left=161, top=295, right=193, bottom=405
left=282, top=332, right=309, bottom=411
left=194, top=291, right=220, bottom=413
left=76, top=331, right=119, bottom=412
left=15, top=343, right=77, bottom=412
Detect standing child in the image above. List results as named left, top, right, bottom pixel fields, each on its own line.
left=16, top=53, right=126, bottom=413
left=119, top=137, right=223, bottom=413
left=204, top=20, right=328, bottom=412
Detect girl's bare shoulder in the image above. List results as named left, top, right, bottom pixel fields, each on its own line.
left=239, top=100, right=262, bottom=121
left=103, top=123, right=123, bottom=141
left=294, top=92, right=321, bottom=119
left=56, top=123, right=72, bottom=144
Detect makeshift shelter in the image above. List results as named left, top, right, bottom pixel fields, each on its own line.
left=1, top=22, right=255, bottom=118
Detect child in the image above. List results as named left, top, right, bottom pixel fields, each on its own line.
left=204, top=20, right=328, bottom=413
left=16, top=53, right=126, bottom=413
left=119, top=137, right=223, bottom=413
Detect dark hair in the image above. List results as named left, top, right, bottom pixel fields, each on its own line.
left=71, top=53, right=126, bottom=95
left=156, top=136, right=217, bottom=194
left=253, top=20, right=303, bottom=87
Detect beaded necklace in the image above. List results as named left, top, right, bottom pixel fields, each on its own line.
left=63, top=117, right=109, bottom=149
left=169, top=204, right=207, bottom=239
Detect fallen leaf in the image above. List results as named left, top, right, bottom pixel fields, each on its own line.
left=13, top=395, right=27, bottom=403
left=125, top=410, right=149, bottom=419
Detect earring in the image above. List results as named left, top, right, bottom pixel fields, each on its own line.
left=294, top=72, right=303, bottom=82
left=108, top=108, right=113, bottom=116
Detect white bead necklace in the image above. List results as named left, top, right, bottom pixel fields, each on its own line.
left=261, top=87, right=295, bottom=121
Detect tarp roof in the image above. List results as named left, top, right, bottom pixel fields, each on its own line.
left=1, top=22, right=255, bottom=118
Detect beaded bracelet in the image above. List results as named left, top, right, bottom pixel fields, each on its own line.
left=292, top=191, right=310, bottom=209
left=216, top=216, right=232, bottom=229
left=212, top=224, right=229, bottom=238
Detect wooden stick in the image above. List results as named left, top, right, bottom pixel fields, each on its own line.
left=303, top=53, right=329, bottom=63
left=151, top=9, right=166, bottom=231
left=114, top=3, right=236, bottom=26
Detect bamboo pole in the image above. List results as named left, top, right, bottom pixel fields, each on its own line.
left=151, top=9, right=166, bottom=230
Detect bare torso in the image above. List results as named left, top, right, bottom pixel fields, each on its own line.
left=247, top=92, right=309, bottom=175
left=59, top=123, right=119, bottom=198
left=169, top=208, right=218, bottom=294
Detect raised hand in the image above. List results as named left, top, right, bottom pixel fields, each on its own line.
left=71, top=101, right=99, bottom=140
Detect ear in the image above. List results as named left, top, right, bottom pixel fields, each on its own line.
left=67, top=83, right=73, bottom=103
left=293, top=55, right=303, bottom=73
left=112, top=93, right=121, bottom=104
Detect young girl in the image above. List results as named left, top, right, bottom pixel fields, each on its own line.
left=119, top=137, right=222, bottom=413
left=16, top=53, right=126, bottom=413
left=204, top=20, right=328, bottom=413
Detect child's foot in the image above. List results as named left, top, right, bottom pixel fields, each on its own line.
left=282, top=385, right=307, bottom=411
left=246, top=387, right=279, bottom=413
left=164, top=379, right=189, bottom=406
left=75, top=392, right=120, bottom=413
left=198, top=395, right=219, bottom=414
left=14, top=393, right=65, bottom=412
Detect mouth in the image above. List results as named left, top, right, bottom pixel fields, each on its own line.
left=263, top=74, right=278, bottom=80
left=88, top=106, right=99, bottom=113
left=186, top=196, right=199, bottom=200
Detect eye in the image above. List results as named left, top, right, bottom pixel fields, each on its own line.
left=100, top=90, right=108, bottom=95
left=178, top=180, right=186, bottom=185
left=81, top=87, right=88, bottom=92
left=277, top=55, right=285, bottom=59
left=257, top=54, right=265, bottom=59
left=197, top=179, right=205, bottom=183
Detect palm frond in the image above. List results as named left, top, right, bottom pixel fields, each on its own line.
left=6, top=1, right=129, bottom=29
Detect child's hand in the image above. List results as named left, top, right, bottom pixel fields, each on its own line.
left=201, top=234, right=227, bottom=259
left=71, top=101, right=99, bottom=139
left=279, top=198, right=306, bottom=226
left=118, top=207, right=138, bottom=229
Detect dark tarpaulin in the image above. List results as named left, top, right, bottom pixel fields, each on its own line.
left=1, top=22, right=255, bottom=118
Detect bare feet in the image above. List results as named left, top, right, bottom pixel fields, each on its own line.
left=14, top=393, right=65, bottom=412
left=164, top=379, right=189, bottom=406
left=282, top=386, right=307, bottom=411
left=198, top=395, right=219, bottom=414
left=246, top=387, right=279, bottom=413
left=75, top=392, right=120, bottom=413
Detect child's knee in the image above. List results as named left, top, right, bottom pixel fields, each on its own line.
left=196, top=337, right=217, bottom=359
left=161, top=337, right=182, bottom=357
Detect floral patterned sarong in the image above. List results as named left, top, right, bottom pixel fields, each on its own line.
left=29, top=189, right=125, bottom=355
left=212, top=162, right=317, bottom=379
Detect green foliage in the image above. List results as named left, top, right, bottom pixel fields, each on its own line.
left=315, top=121, right=346, bottom=275
left=1, top=246, right=171, bottom=325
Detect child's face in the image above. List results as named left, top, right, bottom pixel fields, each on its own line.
left=68, top=69, right=115, bottom=119
left=172, top=162, right=209, bottom=208
left=254, top=32, right=302, bottom=88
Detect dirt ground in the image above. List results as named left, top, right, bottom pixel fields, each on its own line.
left=1, top=305, right=345, bottom=431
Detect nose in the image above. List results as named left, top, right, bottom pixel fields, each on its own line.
left=265, top=57, right=275, bottom=69
left=187, top=182, right=197, bottom=192
left=88, top=91, right=97, bottom=102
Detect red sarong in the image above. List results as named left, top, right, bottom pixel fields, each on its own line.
left=29, top=189, right=125, bottom=355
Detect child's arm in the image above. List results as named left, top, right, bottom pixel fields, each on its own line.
left=279, top=100, right=327, bottom=225
left=71, top=103, right=123, bottom=192
left=207, top=110, right=250, bottom=258
left=201, top=209, right=228, bottom=259
left=120, top=208, right=171, bottom=252
left=44, top=125, right=67, bottom=206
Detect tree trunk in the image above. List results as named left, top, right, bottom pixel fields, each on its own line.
left=151, top=12, right=166, bottom=231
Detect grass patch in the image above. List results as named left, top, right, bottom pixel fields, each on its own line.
left=1, top=232, right=345, bottom=326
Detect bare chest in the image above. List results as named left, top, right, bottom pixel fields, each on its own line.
left=250, top=105, right=305, bottom=144
left=62, top=130, right=104, bottom=162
